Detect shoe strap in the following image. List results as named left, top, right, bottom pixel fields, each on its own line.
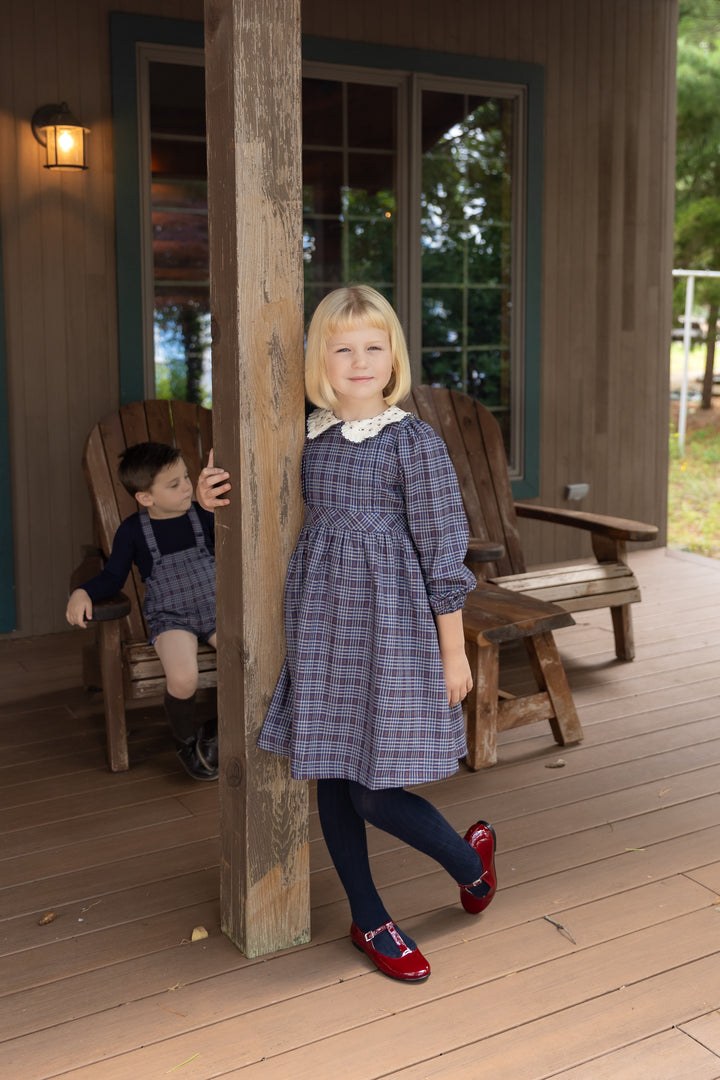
left=363, top=919, right=412, bottom=957
left=461, top=868, right=488, bottom=889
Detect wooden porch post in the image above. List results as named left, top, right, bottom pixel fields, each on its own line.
left=203, top=0, right=309, bottom=957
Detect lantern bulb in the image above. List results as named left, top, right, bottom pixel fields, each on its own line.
left=57, top=129, right=75, bottom=153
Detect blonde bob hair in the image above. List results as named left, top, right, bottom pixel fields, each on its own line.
left=305, top=285, right=412, bottom=410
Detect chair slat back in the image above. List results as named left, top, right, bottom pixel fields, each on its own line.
left=404, top=386, right=526, bottom=577
left=82, top=400, right=213, bottom=640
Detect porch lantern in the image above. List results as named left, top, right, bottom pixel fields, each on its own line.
left=31, top=102, right=89, bottom=170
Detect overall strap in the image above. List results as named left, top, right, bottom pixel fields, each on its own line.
left=139, top=510, right=162, bottom=560
left=187, top=504, right=209, bottom=552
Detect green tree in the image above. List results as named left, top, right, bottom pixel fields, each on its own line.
left=675, top=3, right=720, bottom=408
left=154, top=301, right=210, bottom=407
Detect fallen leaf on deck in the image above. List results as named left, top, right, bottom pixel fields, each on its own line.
left=191, top=926, right=208, bottom=941
left=545, top=759, right=566, bottom=769
left=658, top=788, right=671, bottom=797
left=168, top=1053, right=199, bottom=1072
left=37, top=911, right=57, bottom=925
left=156, top=1002, right=188, bottom=1017
left=543, top=914, right=577, bottom=945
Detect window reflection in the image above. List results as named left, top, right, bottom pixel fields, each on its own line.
left=145, top=64, right=518, bottom=454
left=421, top=92, right=514, bottom=442
left=302, top=78, right=397, bottom=319
left=149, top=62, right=210, bottom=406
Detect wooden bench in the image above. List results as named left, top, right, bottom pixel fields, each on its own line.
left=72, top=400, right=216, bottom=772
left=406, top=385, right=659, bottom=662
left=462, top=581, right=582, bottom=769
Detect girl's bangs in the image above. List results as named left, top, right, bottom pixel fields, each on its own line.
left=326, top=306, right=388, bottom=337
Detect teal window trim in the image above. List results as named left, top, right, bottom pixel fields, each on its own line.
left=110, top=13, right=204, bottom=404
left=303, top=37, right=543, bottom=498
left=111, top=20, right=542, bottom=495
left=0, top=220, right=15, bottom=631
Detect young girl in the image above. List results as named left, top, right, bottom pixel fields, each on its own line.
left=199, top=285, right=497, bottom=981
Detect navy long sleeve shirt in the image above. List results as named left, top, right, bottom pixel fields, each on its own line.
left=81, top=503, right=215, bottom=603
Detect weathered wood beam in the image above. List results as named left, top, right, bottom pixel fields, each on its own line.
left=204, top=0, right=309, bottom=957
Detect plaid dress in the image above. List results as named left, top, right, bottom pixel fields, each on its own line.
left=258, top=407, right=476, bottom=789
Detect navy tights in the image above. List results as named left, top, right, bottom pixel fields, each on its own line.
left=316, top=778, right=488, bottom=958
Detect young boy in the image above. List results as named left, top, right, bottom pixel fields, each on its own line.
left=66, top=442, right=218, bottom=781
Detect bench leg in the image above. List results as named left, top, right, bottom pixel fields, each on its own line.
left=464, top=639, right=499, bottom=770
left=610, top=604, right=635, bottom=661
left=98, top=621, right=130, bottom=772
left=591, top=535, right=636, bottom=662
left=524, top=631, right=583, bottom=747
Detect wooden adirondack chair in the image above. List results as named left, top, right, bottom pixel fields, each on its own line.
left=406, top=385, right=659, bottom=660
left=393, top=387, right=585, bottom=768
left=71, top=400, right=217, bottom=772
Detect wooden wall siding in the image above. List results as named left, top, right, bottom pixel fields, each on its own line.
left=0, top=0, right=204, bottom=637
left=0, top=0, right=676, bottom=636
left=302, top=0, right=677, bottom=569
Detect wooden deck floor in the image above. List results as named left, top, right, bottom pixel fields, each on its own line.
left=2, top=546, right=720, bottom=1079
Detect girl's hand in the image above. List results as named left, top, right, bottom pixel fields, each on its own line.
left=434, top=609, right=473, bottom=706
left=197, top=448, right=231, bottom=510
left=441, top=649, right=473, bottom=706
left=66, top=588, right=93, bottom=628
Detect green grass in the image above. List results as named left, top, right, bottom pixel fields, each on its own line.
left=668, top=417, right=720, bottom=559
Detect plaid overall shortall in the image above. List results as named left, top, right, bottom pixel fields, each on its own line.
left=140, top=505, right=216, bottom=643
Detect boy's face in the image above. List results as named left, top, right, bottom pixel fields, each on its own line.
left=136, top=458, right=193, bottom=518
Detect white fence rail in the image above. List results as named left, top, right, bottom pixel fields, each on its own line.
left=672, top=268, right=720, bottom=455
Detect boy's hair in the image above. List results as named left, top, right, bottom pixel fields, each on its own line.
left=118, top=442, right=182, bottom=497
left=305, top=285, right=412, bottom=411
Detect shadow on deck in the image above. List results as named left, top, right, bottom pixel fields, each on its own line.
left=2, top=547, right=720, bottom=1078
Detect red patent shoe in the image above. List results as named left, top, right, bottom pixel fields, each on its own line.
left=460, top=820, right=497, bottom=914
left=350, top=920, right=431, bottom=982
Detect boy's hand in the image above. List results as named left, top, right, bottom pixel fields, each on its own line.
left=66, top=588, right=93, bottom=628
left=197, top=448, right=231, bottom=510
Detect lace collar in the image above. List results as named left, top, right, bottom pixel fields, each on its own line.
left=307, top=406, right=407, bottom=443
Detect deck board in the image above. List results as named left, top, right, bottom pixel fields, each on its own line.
left=1, top=548, right=720, bottom=1078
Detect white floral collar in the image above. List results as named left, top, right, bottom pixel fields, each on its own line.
left=307, top=406, right=407, bottom=443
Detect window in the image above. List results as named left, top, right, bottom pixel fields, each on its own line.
left=302, top=77, right=399, bottom=315
left=419, top=88, right=518, bottom=450
left=138, top=48, right=210, bottom=406
left=112, top=19, right=541, bottom=491
left=302, top=66, right=526, bottom=461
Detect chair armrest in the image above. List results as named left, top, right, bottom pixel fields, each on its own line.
left=514, top=503, right=658, bottom=543
left=466, top=538, right=506, bottom=563
left=90, top=593, right=132, bottom=622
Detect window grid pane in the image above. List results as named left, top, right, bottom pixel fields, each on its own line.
left=149, top=60, right=211, bottom=406
left=420, top=91, right=514, bottom=449
left=302, top=77, right=398, bottom=322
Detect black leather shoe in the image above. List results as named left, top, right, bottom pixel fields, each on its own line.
left=196, top=723, right=218, bottom=771
left=175, top=738, right=218, bottom=781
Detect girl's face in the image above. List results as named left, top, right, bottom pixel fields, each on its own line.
left=324, top=321, right=393, bottom=420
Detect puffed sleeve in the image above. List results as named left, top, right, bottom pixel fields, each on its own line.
left=397, top=415, right=477, bottom=614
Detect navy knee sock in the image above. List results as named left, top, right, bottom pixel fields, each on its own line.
left=316, top=779, right=417, bottom=958
left=347, top=782, right=489, bottom=896
left=163, top=691, right=198, bottom=743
